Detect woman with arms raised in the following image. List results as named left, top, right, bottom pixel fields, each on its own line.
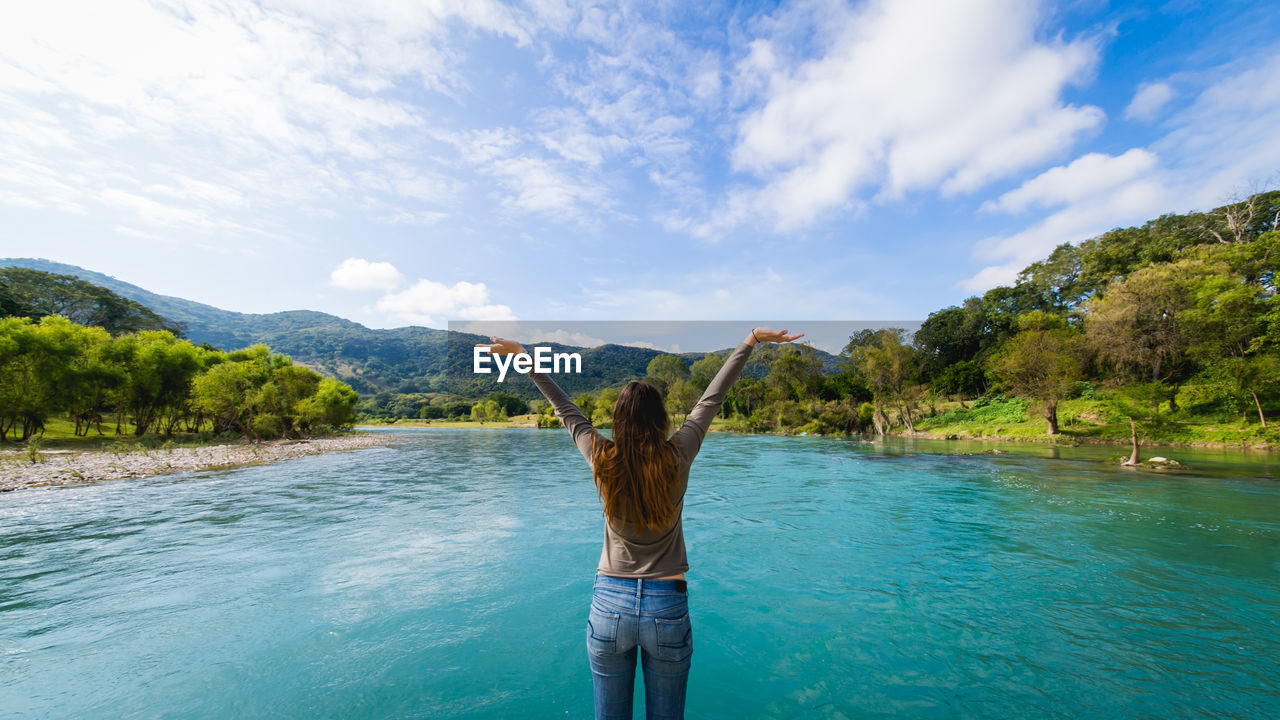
left=479, top=327, right=803, bottom=720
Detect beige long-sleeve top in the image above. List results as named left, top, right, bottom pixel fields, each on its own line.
left=530, top=342, right=754, bottom=578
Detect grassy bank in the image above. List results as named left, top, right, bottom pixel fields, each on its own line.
left=910, top=396, right=1278, bottom=449
left=359, top=401, right=1277, bottom=453
left=2, top=415, right=365, bottom=453
left=358, top=414, right=543, bottom=429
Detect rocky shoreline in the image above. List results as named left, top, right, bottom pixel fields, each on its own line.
left=0, top=434, right=390, bottom=493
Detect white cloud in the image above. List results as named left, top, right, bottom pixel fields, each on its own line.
left=982, top=149, right=1159, bottom=214
left=525, top=329, right=608, bottom=347
left=716, top=0, right=1104, bottom=232
left=965, top=50, right=1280, bottom=291
left=376, top=279, right=515, bottom=325
left=1125, top=82, right=1176, bottom=122
left=580, top=267, right=886, bottom=323
left=98, top=188, right=216, bottom=229
left=449, top=322, right=608, bottom=347
left=113, top=225, right=166, bottom=242
left=1152, top=52, right=1280, bottom=208
left=381, top=210, right=449, bottom=226
left=963, top=177, right=1169, bottom=291
left=330, top=258, right=405, bottom=291
left=618, top=340, right=682, bottom=353
left=0, top=0, right=519, bottom=242
left=493, top=155, right=611, bottom=218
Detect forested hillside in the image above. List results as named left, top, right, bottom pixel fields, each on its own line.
left=689, top=190, right=1280, bottom=452
left=0, top=258, right=840, bottom=399
left=6, top=190, right=1277, bottom=449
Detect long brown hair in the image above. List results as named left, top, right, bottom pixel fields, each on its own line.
left=591, top=380, right=680, bottom=531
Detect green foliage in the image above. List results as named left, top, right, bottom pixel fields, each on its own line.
left=0, top=268, right=180, bottom=335
left=5, top=191, right=1278, bottom=446
left=443, top=402, right=473, bottom=419
left=915, top=298, right=1002, bottom=380
left=932, top=360, right=986, bottom=398
left=688, top=354, right=724, bottom=389
left=469, top=399, right=507, bottom=423
left=845, top=328, right=922, bottom=433
left=919, top=397, right=1030, bottom=428
left=0, top=316, right=357, bottom=443
left=591, top=386, right=619, bottom=427
left=486, top=392, right=529, bottom=417
left=986, top=318, right=1082, bottom=434
left=644, top=354, right=689, bottom=394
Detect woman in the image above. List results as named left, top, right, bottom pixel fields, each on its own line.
left=480, top=327, right=803, bottom=719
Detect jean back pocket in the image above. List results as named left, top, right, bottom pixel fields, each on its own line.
left=653, top=612, right=692, bottom=662
left=587, top=605, right=621, bottom=655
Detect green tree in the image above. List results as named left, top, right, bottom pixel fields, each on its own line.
left=192, top=357, right=264, bottom=436
left=644, top=354, right=689, bottom=394
left=688, top=354, right=725, bottom=394
left=931, top=360, right=987, bottom=402
left=121, top=331, right=204, bottom=435
left=1084, top=261, right=1204, bottom=390
left=1178, top=238, right=1279, bottom=426
left=726, top=376, right=767, bottom=418
left=0, top=268, right=181, bottom=335
left=762, top=344, right=824, bottom=402
left=664, top=378, right=701, bottom=418
left=0, top=316, right=94, bottom=440
left=1015, top=242, right=1086, bottom=313
left=845, top=329, right=920, bottom=434
left=470, top=399, right=505, bottom=423
left=296, top=378, right=358, bottom=432
left=913, top=301, right=989, bottom=380
left=573, top=393, right=596, bottom=421
left=486, top=392, right=529, bottom=417
left=592, top=386, right=620, bottom=426
left=986, top=313, right=1082, bottom=435
left=60, top=323, right=121, bottom=436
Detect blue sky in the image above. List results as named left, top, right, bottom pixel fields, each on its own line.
left=2, top=0, right=1278, bottom=330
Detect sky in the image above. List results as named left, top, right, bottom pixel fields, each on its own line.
left=2, top=0, right=1279, bottom=331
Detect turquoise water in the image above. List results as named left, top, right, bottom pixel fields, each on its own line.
left=2, top=429, right=1278, bottom=719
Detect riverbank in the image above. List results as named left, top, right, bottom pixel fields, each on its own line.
left=901, top=427, right=1276, bottom=451
left=0, top=434, right=389, bottom=493
left=906, top=396, right=1277, bottom=451
left=361, top=413, right=1275, bottom=453
left=359, top=414, right=542, bottom=429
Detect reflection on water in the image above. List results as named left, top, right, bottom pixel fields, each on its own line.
left=1, top=429, right=1278, bottom=719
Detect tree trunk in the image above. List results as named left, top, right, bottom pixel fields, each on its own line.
left=1252, top=390, right=1267, bottom=428
left=1122, top=417, right=1140, bottom=466
left=1045, top=403, right=1059, bottom=435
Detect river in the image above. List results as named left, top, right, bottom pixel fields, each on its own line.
left=2, top=428, right=1277, bottom=718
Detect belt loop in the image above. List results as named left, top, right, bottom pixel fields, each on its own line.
left=636, top=578, right=643, bottom=598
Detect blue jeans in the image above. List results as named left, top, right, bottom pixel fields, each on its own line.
left=587, top=573, right=693, bottom=720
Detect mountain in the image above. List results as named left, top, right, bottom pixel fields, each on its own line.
left=0, top=258, right=845, bottom=398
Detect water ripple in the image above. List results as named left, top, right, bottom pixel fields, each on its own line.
left=1, top=428, right=1277, bottom=719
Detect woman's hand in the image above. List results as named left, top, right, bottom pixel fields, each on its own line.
left=747, top=327, right=804, bottom=345
left=478, top=337, right=526, bottom=355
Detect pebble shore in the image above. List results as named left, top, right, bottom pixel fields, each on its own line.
left=0, top=434, right=389, bottom=493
